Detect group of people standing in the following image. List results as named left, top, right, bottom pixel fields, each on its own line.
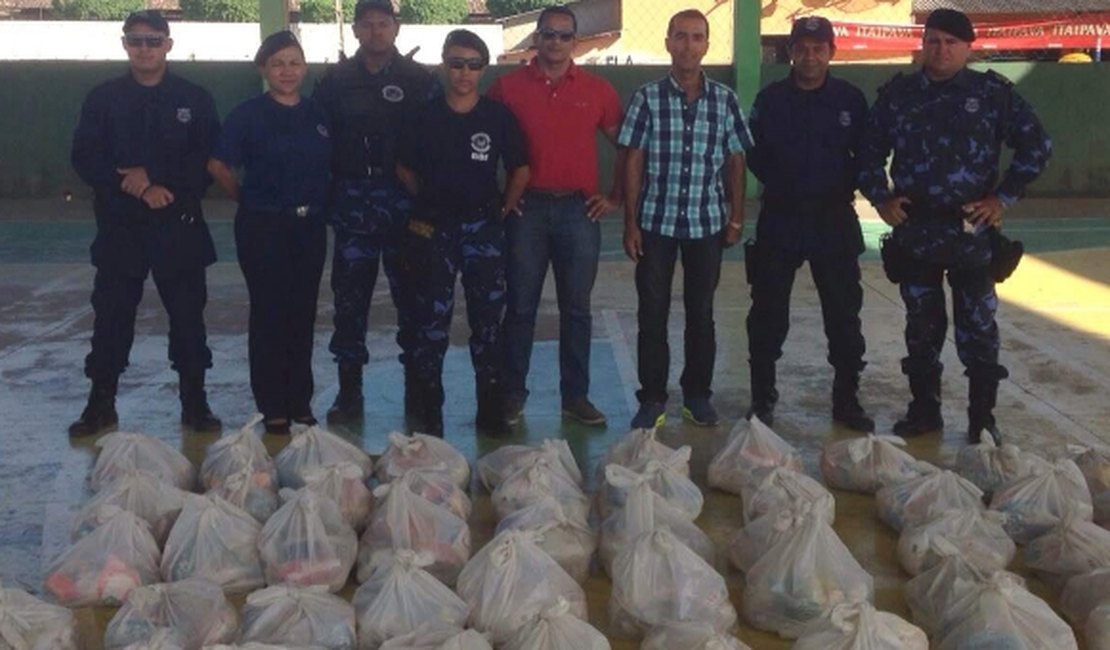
left=67, top=3, right=1050, bottom=447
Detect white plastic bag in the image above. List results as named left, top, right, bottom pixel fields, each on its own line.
left=0, top=581, right=78, bottom=650
left=739, top=466, right=835, bottom=526
left=742, top=515, right=873, bottom=638
left=238, top=584, right=356, bottom=649
left=501, top=597, right=609, bottom=650
left=897, top=509, right=1014, bottom=576
left=593, top=428, right=687, bottom=484
left=104, top=578, right=238, bottom=649
left=379, top=622, right=492, bottom=650
left=609, top=528, right=736, bottom=639
left=160, top=493, right=264, bottom=592
left=792, top=601, right=928, bottom=650
left=989, top=458, right=1093, bottom=543
left=456, top=530, right=587, bottom=645
left=71, top=469, right=188, bottom=545
left=201, top=417, right=279, bottom=523
left=594, top=452, right=703, bottom=522
left=495, top=496, right=596, bottom=583
left=876, top=463, right=984, bottom=531
left=1087, top=601, right=1110, bottom=650
left=206, top=644, right=327, bottom=650
left=820, top=434, right=920, bottom=493
left=477, top=439, right=582, bottom=491
left=44, top=507, right=161, bottom=607
left=1060, top=568, right=1110, bottom=626
left=92, top=431, right=196, bottom=492
left=956, top=433, right=1052, bottom=497
left=640, top=621, right=752, bottom=650
left=1071, top=445, right=1110, bottom=526
left=1024, top=516, right=1110, bottom=589
left=904, top=537, right=997, bottom=636
left=935, top=571, right=1078, bottom=650
left=302, top=462, right=373, bottom=533
left=258, top=488, right=357, bottom=592
left=729, top=504, right=815, bottom=574
left=491, top=456, right=590, bottom=522
left=274, top=425, right=373, bottom=489
left=118, top=629, right=185, bottom=649
left=382, top=466, right=473, bottom=521
left=375, top=432, right=469, bottom=489
left=707, top=415, right=802, bottom=494
left=207, top=463, right=279, bottom=525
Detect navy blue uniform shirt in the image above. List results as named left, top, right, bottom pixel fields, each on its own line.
left=213, top=93, right=332, bottom=212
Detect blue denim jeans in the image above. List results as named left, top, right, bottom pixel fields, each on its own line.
left=502, top=192, right=600, bottom=402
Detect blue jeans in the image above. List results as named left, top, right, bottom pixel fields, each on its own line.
left=503, top=192, right=600, bottom=402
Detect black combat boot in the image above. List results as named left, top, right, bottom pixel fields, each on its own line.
left=746, top=362, right=778, bottom=426
left=327, top=362, right=364, bottom=425
left=475, top=383, right=510, bottom=437
left=832, top=371, right=875, bottom=433
left=180, top=371, right=222, bottom=432
left=68, top=377, right=119, bottom=438
left=967, top=377, right=1002, bottom=445
left=893, top=372, right=943, bottom=437
left=407, top=379, right=444, bottom=437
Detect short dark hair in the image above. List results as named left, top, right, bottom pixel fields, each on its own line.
left=536, top=5, right=577, bottom=33
left=442, top=29, right=490, bottom=66
left=667, top=9, right=709, bottom=39
left=354, top=0, right=396, bottom=22
left=123, top=10, right=170, bottom=36
left=255, top=30, right=304, bottom=67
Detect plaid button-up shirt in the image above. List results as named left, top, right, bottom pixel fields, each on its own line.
left=619, top=73, right=753, bottom=239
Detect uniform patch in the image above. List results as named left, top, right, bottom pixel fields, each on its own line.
left=176, top=108, right=192, bottom=123
left=964, top=97, right=980, bottom=114
left=805, top=17, right=820, bottom=31
left=470, top=132, right=491, bottom=161
left=839, top=110, right=851, bottom=127
left=382, top=85, right=405, bottom=102
left=317, top=124, right=329, bottom=138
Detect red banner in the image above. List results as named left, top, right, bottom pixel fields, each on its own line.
left=831, top=13, right=1110, bottom=51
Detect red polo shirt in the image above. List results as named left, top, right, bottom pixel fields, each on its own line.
left=487, top=58, right=623, bottom=197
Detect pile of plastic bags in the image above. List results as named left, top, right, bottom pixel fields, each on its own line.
left=103, top=578, right=238, bottom=648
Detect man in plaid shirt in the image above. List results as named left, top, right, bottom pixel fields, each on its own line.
left=619, top=8, right=752, bottom=430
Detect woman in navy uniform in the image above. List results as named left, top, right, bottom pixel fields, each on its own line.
left=208, top=32, right=331, bottom=434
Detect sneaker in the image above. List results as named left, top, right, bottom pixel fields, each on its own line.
left=683, top=398, right=719, bottom=427
left=561, top=397, right=607, bottom=426
left=631, top=402, right=666, bottom=429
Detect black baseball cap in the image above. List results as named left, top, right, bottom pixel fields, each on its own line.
left=355, top=0, right=396, bottom=21
left=123, top=10, right=170, bottom=35
left=789, top=16, right=834, bottom=47
left=925, top=8, right=976, bottom=43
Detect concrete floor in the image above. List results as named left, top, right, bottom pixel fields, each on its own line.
left=1, top=198, right=1109, bottom=648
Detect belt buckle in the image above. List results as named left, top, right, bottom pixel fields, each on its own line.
left=294, top=205, right=309, bottom=218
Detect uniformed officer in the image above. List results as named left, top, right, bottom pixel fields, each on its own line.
left=312, top=0, right=439, bottom=426
left=744, top=16, right=873, bottom=432
left=858, top=9, right=1052, bottom=443
left=208, top=32, right=331, bottom=435
left=68, top=10, right=221, bottom=437
left=395, top=29, right=530, bottom=436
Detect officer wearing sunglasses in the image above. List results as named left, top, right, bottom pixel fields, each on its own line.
left=69, top=10, right=222, bottom=437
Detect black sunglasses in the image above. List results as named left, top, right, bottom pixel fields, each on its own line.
left=538, top=29, right=575, bottom=42
left=124, top=34, right=166, bottom=48
left=445, top=57, right=485, bottom=71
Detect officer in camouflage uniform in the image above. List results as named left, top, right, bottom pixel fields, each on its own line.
left=313, top=0, right=439, bottom=425
left=858, top=9, right=1051, bottom=443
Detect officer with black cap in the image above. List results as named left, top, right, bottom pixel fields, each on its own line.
left=858, top=8, right=1052, bottom=444
left=744, top=15, right=873, bottom=431
left=68, top=9, right=222, bottom=437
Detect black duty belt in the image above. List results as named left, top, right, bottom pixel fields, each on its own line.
left=761, top=194, right=852, bottom=213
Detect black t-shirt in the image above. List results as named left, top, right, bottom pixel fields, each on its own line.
left=396, top=96, right=527, bottom=211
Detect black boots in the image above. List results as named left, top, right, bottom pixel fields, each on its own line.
left=832, top=371, right=875, bottom=432
left=405, top=379, right=444, bottom=437
left=68, top=377, right=119, bottom=438
left=475, top=383, right=510, bottom=436
left=180, top=371, right=221, bottom=432
left=327, top=362, right=364, bottom=425
left=746, top=362, right=778, bottom=426
left=893, top=372, right=944, bottom=437
left=967, top=377, right=1002, bottom=445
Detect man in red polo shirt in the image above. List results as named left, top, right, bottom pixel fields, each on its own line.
left=487, top=4, right=623, bottom=427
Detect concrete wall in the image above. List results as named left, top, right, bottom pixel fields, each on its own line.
left=0, top=61, right=1105, bottom=199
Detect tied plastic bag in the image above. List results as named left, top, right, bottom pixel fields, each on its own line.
left=379, top=622, right=493, bottom=650
left=206, top=644, right=327, bottom=650
left=989, top=458, right=1093, bottom=544
left=358, top=472, right=471, bottom=585
left=729, top=503, right=816, bottom=574
left=742, top=514, right=873, bottom=639
left=1088, top=602, right=1110, bottom=650
left=1024, top=516, right=1110, bottom=590
left=897, top=509, right=1014, bottom=576
left=208, top=463, right=279, bottom=525
left=92, top=431, right=196, bottom=492
left=936, top=571, right=1078, bottom=650
left=201, top=417, right=279, bottom=523
left=594, top=451, right=703, bottom=522
left=239, top=584, right=356, bottom=649
left=501, top=597, right=609, bottom=650
left=379, top=466, right=472, bottom=521
left=495, top=496, right=596, bottom=584
left=904, top=538, right=1001, bottom=636
left=0, top=580, right=78, bottom=649
left=104, top=578, right=237, bottom=649
left=119, top=629, right=185, bottom=649
left=593, top=428, right=688, bottom=484
left=609, top=527, right=736, bottom=639
left=352, top=550, right=468, bottom=649
left=274, top=425, right=373, bottom=489
left=820, top=435, right=920, bottom=493
left=456, top=530, right=587, bottom=645
left=477, top=439, right=582, bottom=492
left=491, top=456, right=590, bottom=522
left=793, top=601, right=928, bottom=650
left=160, top=493, right=264, bottom=592
left=739, top=466, right=835, bottom=526
left=302, top=462, right=373, bottom=533
left=44, top=507, right=161, bottom=607
left=956, top=433, right=1052, bottom=497
left=707, top=415, right=803, bottom=494
left=1060, top=568, right=1110, bottom=627
left=640, top=621, right=752, bottom=650
left=876, top=463, right=985, bottom=532
left=71, top=469, right=188, bottom=545
left=1070, top=445, right=1110, bottom=525
left=375, top=432, right=469, bottom=490
left=258, top=488, right=357, bottom=593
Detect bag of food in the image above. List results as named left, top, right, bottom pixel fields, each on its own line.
left=258, top=488, right=357, bottom=593
left=200, top=415, right=274, bottom=490
left=375, top=432, right=469, bottom=489
left=792, top=601, right=928, bottom=650
left=742, top=515, right=873, bottom=638
left=92, top=431, right=196, bottom=492
left=707, top=415, right=803, bottom=495
left=379, top=622, right=492, bottom=650
left=491, top=456, right=589, bottom=522
left=160, top=493, right=264, bottom=592
left=1069, top=445, right=1110, bottom=525
left=609, top=527, right=736, bottom=639
left=302, top=462, right=373, bottom=533
left=904, top=537, right=1002, bottom=636
left=495, top=496, right=596, bottom=583
left=238, top=584, right=356, bottom=649
left=593, top=428, right=687, bottom=485
left=478, top=439, right=582, bottom=492
left=381, top=465, right=472, bottom=521
left=1087, top=602, right=1110, bottom=650
left=104, top=578, right=238, bottom=649
left=207, top=463, right=279, bottom=525
left=358, top=472, right=471, bottom=585
left=501, top=597, right=609, bottom=650
left=876, top=463, right=984, bottom=532
left=594, top=452, right=703, bottom=522
left=989, top=458, right=1093, bottom=543
left=820, top=435, right=920, bottom=493
left=935, top=571, right=1078, bottom=650
left=274, top=425, right=373, bottom=489
left=205, top=644, right=327, bottom=650
left=956, top=433, right=1051, bottom=497
left=71, top=469, right=188, bottom=545
left=739, top=466, right=835, bottom=526
left=353, top=550, right=469, bottom=649
left=0, top=581, right=78, bottom=649
left=729, top=503, right=817, bottom=574
left=1024, top=515, right=1110, bottom=590
left=640, top=621, right=752, bottom=650
left=456, top=530, right=587, bottom=645
left=1060, top=568, right=1110, bottom=626
left=897, top=509, right=1014, bottom=576
left=44, top=507, right=161, bottom=607
left=118, top=629, right=186, bottom=649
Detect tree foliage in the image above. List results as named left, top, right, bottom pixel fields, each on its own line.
left=178, top=0, right=260, bottom=22
left=51, top=0, right=144, bottom=20
left=485, top=0, right=548, bottom=19
left=399, top=0, right=469, bottom=25
left=297, top=0, right=358, bottom=24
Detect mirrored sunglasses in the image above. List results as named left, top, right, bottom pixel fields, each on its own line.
left=124, top=34, right=166, bottom=48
